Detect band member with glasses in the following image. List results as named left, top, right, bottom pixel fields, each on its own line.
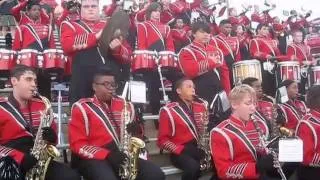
left=157, top=77, right=208, bottom=180
left=210, top=85, right=276, bottom=180
left=296, top=85, right=320, bottom=180
left=69, top=68, right=165, bottom=180
left=0, top=65, right=80, bottom=180
left=60, top=0, right=132, bottom=105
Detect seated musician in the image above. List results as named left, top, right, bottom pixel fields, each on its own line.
left=210, top=85, right=276, bottom=180
left=296, top=85, right=320, bottom=180
left=12, top=1, right=56, bottom=99
left=0, top=65, right=80, bottom=180
left=157, top=77, right=208, bottom=180
left=278, top=80, right=308, bottom=131
left=69, top=68, right=164, bottom=180
left=249, top=23, right=288, bottom=96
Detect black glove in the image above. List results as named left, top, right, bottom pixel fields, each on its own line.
left=256, top=154, right=274, bottom=173
left=0, top=156, right=22, bottom=180
left=21, top=153, right=37, bottom=172
left=42, top=127, right=57, bottom=143
left=198, top=148, right=207, bottom=160
left=107, top=149, right=127, bottom=171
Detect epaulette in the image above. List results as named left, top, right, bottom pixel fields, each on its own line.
left=76, top=98, right=93, bottom=104
left=165, top=102, right=179, bottom=109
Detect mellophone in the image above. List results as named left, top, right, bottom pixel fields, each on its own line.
left=232, top=58, right=320, bottom=87
left=0, top=48, right=68, bottom=75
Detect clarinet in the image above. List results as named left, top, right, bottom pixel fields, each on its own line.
left=251, top=115, right=287, bottom=180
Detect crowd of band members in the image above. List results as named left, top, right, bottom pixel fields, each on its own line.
left=0, top=0, right=320, bottom=180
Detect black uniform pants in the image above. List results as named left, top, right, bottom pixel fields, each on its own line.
left=297, top=165, right=320, bottom=180
left=44, top=160, right=81, bottom=180
left=170, top=153, right=201, bottom=180
left=75, top=158, right=165, bottom=180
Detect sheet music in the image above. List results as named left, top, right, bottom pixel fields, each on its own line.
left=130, top=81, right=147, bottom=104
left=278, top=138, right=303, bottom=162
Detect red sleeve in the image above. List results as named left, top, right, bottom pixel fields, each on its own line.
left=55, top=9, right=69, bottom=27
left=211, top=130, right=260, bottom=179
left=157, top=108, right=184, bottom=155
left=60, top=21, right=98, bottom=55
left=166, top=27, right=175, bottom=52
left=111, top=40, right=133, bottom=64
left=137, top=23, right=147, bottom=50
left=11, top=0, right=28, bottom=23
left=171, top=29, right=188, bottom=42
left=69, top=104, right=109, bottom=160
left=296, top=121, right=315, bottom=166
left=135, top=9, right=146, bottom=22
left=178, top=48, right=218, bottom=79
left=0, top=146, right=25, bottom=165
left=286, top=45, right=295, bottom=61
left=49, top=31, right=56, bottom=49
left=251, top=13, right=261, bottom=23
left=249, top=39, right=270, bottom=60
left=40, top=9, right=50, bottom=24
left=12, top=27, right=22, bottom=51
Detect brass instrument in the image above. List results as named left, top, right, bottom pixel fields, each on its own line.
left=119, top=98, right=145, bottom=180
left=26, top=92, right=60, bottom=180
left=194, top=95, right=212, bottom=171
left=251, top=115, right=287, bottom=180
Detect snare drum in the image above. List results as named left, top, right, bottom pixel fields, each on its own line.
left=43, top=49, right=66, bottom=70
left=158, top=51, right=177, bottom=69
left=17, top=49, right=39, bottom=67
left=0, top=49, right=16, bottom=71
left=232, top=60, right=262, bottom=85
left=132, top=50, right=156, bottom=72
left=309, top=66, right=320, bottom=86
left=278, top=61, right=301, bottom=82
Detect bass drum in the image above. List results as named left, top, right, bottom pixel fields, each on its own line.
left=232, top=60, right=262, bottom=85
left=278, top=61, right=301, bottom=82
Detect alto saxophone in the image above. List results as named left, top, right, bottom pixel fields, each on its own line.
left=119, top=99, right=145, bottom=180
left=25, top=92, right=60, bottom=180
left=194, top=96, right=212, bottom=171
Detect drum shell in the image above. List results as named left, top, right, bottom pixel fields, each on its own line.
left=131, top=50, right=156, bottom=72
left=158, top=51, right=177, bottom=69
left=309, top=66, right=320, bottom=86
left=0, top=49, right=16, bottom=71
left=17, top=49, right=39, bottom=68
left=278, top=61, right=301, bottom=82
left=232, top=59, right=262, bottom=85
left=43, top=49, right=66, bottom=70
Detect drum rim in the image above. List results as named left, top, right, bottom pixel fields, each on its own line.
left=43, top=49, right=64, bottom=53
left=0, top=49, right=16, bottom=53
left=19, top=49, right=39, bottom=53
left=158, top=51, right=176, bottom=55
left=311, top=66, right=320, bottom=70
left=133, top=50, right=157, bottom=54
left=233, top=59, right=260, bottom=65
left=278, top=61, right=300, bottom=65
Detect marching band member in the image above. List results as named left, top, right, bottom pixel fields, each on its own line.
left=296, top=85, right=320, bottom=180
left=210, top=85, right=273, bottom=180
left=228, top=7, right=250, bottom=27
left=249, top=23, right=288, bottom=96
left=278, top=80, right=308, bottom=131
left=11, top=0, right=50, bottom=25
left=69, top=68, right=164, bottom=180
left=136, top=2, right=178, bottom=115
left=12, top=1, right=55, bottom=99
left=157, top=77, right=207, bottom=180
left=60, top=0, right=131, bottom=105
left=171, top=17, right=192, bottom=53
left=178, top=21, right=223, bottom=107
left=0, top=65, right=80, bottom=180
left=231, top=24, right=251, bottom=60
left=55, top=0, right=81, bottom=26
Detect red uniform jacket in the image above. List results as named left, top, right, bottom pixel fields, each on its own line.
left=287, top=16, right=309, bottom=31
left=251, top=12, right=273, bottom=24
left=55, top=9, right=80, bottom=26
left=136, top=20, right=175, bottom=52
left=169, top=0, right=188, bottom=16
left=296, top=110, right=320, bottom=167
left=11, top=0, right=50, bottom=25
left=60, top=20, right=132, bottom=65
left=13, top=23, right=55, bottom=51
left=249, top=35, right=288, bottom=61
left=279, top=99, right=307, bottom=130
left=178, top=41, right=223, bottom=79
left=69, top=96, right=136, bottom=160
left=0, top=96, right=56, bottom=165
left=157, top=99, right=208, bottom=155
left=287, top=43, right=312, bottom=64
left=229, top=15, right=250, bottom=27
left=210, top=115, right=269, bottom=180
left=171, top=27, right=191, bottom=51
left=135, top=8, right=174, bottom=25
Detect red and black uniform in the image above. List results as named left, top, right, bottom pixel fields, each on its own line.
left=136, top=19, right=179, bottom=114
left=178, top=41, right=223, bottom=106
left=60, top=19, right=132, bottom=105
left=279, top=99, right=307, bottom=131
left=0, top=95, right=80, bottom=179
left=296, top=110, right=320, bottom=179
left=251, top=11, right=273, bottom=25
left=169, top=0, right=188, bottom=17
left=236, top=32, right=251, bottom=60
left=171, top=26, right=191, bottom=53
left=11, top=0, right=50, bottom=25
left=210, top=115, right=269, bottom=180
left=69, top=96, right=164, bottom=180
left=157, top=98, right=208, bottom=180
left=229, top=15, right=250, bottom=27
left=55, top=9, right=80, bottom=26
left=287, top=16, right=310, bottom=31
left=287, top=42, right=312, bottom=64
left=212, top=33, right=240, bottom=93
left=135, top=7, right=174, bottom=25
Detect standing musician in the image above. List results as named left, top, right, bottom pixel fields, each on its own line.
left=136, top=2, right=178, bottom=115
left=231, top=24, right=251, bottom=60
left=171, top=16, right=192, bottom=53
left=11, top=0, right=50, bottom=25
left=249, top=23, right=288, bottom=96
left=55, top=0, right=81, bottom=26
left=278, top=80, right=308, bottom=131
left=0, top=65, right=80, bottom=180
left=210, top=85, right=275, bottom=180
left=178, top=21, right=223, bottom=108
left=12, top=1, right=55, bottom=99
left=296, top=85, right=320, bottom=180
left=69, top=68, right=165, bottom=180
left=157, top=77, right=208, bottom=180
left=60, top=0, right=132, bottom=105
